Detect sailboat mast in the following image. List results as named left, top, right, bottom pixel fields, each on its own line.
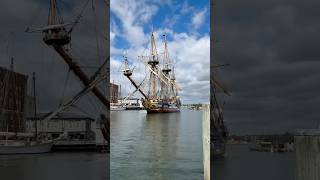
left=119, top=84, right=121, bottom=99
left=32, top=72, right=38, bottom=138
left=9, top=58, right=18, bottom=133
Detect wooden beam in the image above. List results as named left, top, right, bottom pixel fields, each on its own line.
left=52, top=44, right=110, bottom=109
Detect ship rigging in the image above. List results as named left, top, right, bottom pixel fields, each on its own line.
left=27, top=0, right=109, bottom=142
left=122, top=32, right=181, bottom=113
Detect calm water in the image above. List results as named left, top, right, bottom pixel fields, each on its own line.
left=0, top=152, right=109, bottom=180
left=110, top=109, right=204, bottom=180
left=212, top=144, right=294, bottom=180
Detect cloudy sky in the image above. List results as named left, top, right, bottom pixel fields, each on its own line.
left=110, top=0, right=210, bottom=104
left=0, top=0, right=107, bottom=116
left=2, top=0, right=317, bottom=135
left=215, top=0, right=320, bottom=134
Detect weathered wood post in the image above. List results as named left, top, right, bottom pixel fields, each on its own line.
left=295, top=129, right=320, bottom=180
left=203, top=104, right=210, bottom=180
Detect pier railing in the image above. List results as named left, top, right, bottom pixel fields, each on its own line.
left=202, top=104, right=210, bottom=180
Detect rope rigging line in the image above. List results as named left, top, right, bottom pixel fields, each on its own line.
left=25, top=3, right=45, bottom=31
left=68, top=0, right=91, bottom=34
left=91, top=0, right=102, bottom=64
left=59, top=69, right=71, bottom=107
left=55, top=1, right=64, bottom=24
left=71, top=104, right=93, bottom=118
left=5, top=32, right=15, bottom=62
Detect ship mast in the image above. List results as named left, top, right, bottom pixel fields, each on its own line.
left=41, top=0, right=109, bottom=108
left=170, top=66, right=177, bottom=97
left=123, top=55, right=148, bottom=99
left=160, top=34, right=171, bottom=101
left=147, top=31, right=159, bottom=99
left=48, top=0, right=59, bottom=25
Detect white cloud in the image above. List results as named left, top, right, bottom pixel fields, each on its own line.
left=180, top=1, right=194, bottom=14
left=110, top=19, right=119, bottom=44
left=191, top=8, right=207, bottom=31
left=163, top=15, right=180, bottom=28
left=111, top=0, right=159, bottom=46
left=169, top=34, right=210, bottom=103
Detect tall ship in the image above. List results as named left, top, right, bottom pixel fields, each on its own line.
left=211, top=0, right=229, bottom=158
left=212, top=65, right=230, bottom=158
left=212, top=86, right=228, bottom=158
left=122, top=32, right=181, bottom=113
left=27, top=0, right=110, bottom=143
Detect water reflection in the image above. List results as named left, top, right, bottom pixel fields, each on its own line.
left=212, top=144, right=294, bottom=180
left=111, top=109, right=203, bottom=180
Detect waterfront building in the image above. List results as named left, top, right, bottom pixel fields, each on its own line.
left=110, top=83, right=119, bottom=103
left=0, top=66, right=28, bottom=133
left=26, top=113, right=95, bottom=141
left=118, top=97, right=143, bottom=110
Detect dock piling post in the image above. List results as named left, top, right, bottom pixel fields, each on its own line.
left=295, top=130, right=320, bottom=180
left=203, top=104, right=210, bottom=180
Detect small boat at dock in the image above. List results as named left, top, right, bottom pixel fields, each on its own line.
left=110, top=103, right=126, bottom=111
left=0, top=140, right=53, bottom=154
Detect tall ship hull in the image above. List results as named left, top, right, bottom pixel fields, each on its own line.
left=212, top=133, right=226, bottom=158
left=212, top=83, right=229, bottom=158
left=142, top=99, right=180, bottom=113
left=146, top=108, right=180, bottom=113
left=212, top=110, right=228, bottom=158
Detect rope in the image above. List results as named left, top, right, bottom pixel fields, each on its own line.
left=68, top=0, right=91, bottom=34
left=72, top=105, right=93, bottom=118
left=59, top=69, right=71, bottom=107
left=5, top=32, right=15, bottom=61
left=56, top=1, right=64, bottom=24
left=91, top=0, right=102, bottom=63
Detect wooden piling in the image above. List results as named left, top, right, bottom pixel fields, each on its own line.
left=203, top=104, right=210, bottom=180
left=295, top=130, right=320, bottom=180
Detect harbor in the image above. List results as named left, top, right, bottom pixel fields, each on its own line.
left=0, top=0, right=109, bottom=155
left=0, top=152, right=108, bottom=180
left=0, top=0, right=211, bottom=179
left=211, top=0, right=320, bottom=178
left=212, top=144, right=295, bottom=180
left=110, top=109, right=204, bottom=180
left=0, top=58, right=108, bottom=153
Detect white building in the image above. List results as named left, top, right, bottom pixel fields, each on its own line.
left=118, top=97, right=143, bottom=110
left=26, top=113, right=95, bottom=140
